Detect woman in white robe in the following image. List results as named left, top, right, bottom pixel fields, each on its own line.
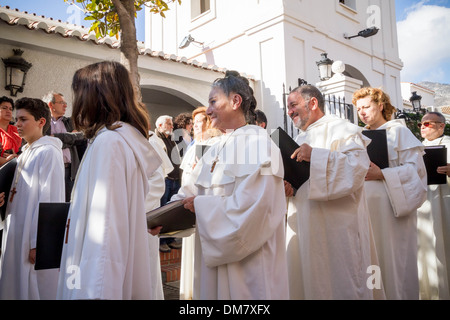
left=353, top=87, right=427, bottom=300
left=57, top=61, right=164, bottom=300
left=173, top=75, right=289, bottom=300
left=178, top=107, right=220, bottom=300
left=0, top=98, right=65, bottom=300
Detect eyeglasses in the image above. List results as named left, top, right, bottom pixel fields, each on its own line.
left=54, top=101, right=67, bottom=105
left=417, top=121, right=442, bottom=128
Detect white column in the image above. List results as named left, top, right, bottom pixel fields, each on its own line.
left=316, top=61, right=363, bottom=124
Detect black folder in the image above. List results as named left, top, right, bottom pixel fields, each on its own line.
left=147, top=200, right=196, bottom=236
left=0, top=158, right=17, bottom=220
left=362, top=129, right=389, bottom=169
left=423, top=146, right=447, bottom=185
left=35, top=202, right=70, bottom=270
left=270, top=127, right=310, bottom=189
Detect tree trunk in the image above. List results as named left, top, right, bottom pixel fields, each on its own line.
left=111, top=0, right=142, bottom=101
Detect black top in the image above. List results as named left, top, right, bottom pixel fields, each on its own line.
left=156, top=130, right=181, bottom=180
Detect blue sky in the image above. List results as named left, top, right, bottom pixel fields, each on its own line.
left=2, top=0, right=450, bottom=85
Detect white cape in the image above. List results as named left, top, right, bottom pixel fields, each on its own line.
left=173, top=125, right=289, bottom=300
left=0, top=136, right=65, bottom=300
left=57, top=123, right=163, bottom=300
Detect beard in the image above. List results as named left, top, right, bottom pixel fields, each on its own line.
left=292, top=104, right=310, bottom=130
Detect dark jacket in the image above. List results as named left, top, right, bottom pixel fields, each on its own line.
left=156, top=130, right=181, bottom=180
left=45, top=116, right=87, bottom=180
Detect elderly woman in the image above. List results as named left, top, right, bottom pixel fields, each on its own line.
left=353, top=87, right=427, bottom=300
left=0, top=96, right=22, bottom=166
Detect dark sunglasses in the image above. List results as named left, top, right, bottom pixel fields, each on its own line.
left=417, top=121, right=442, bottom=128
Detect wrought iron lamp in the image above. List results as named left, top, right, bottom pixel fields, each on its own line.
left=409, top=91, right=422, bottom=113
left=316, top=53, right=333, bottom=81
left=2, top=49, right=32, bottom=97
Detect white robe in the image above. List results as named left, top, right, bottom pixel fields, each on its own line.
left=286, top=115, right=376, bottom=300
left=178, top=136, right=220, bottom=300
left=418, top=135, right=450, bottom=300
left=173, top=125, right=289, bottom=300
left=146, top=130, right=174, bottom=300
left=57, top=123, right=163, bottom=300
left=363, top=120, right=427, bottom=300
left=0, top=136, right=65, bottom=300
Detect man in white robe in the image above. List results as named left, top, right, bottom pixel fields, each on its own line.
left=285, top=85, right=378, bottom=299
left=173, top=77, right=289, bottom=300
left=417, top=111, right=450, bottom=300
left=0, top=98, right=65, bottom=300
left=57, top=123, right=163, bottom=299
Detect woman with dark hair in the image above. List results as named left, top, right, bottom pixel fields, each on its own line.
left=0, top=96, right=22, bottom=166
left=172, top=73, right=289, bottom=300
left=57, top=61, right=165, bottom=300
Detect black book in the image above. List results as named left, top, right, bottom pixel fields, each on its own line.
left=423, top=145, right=447, bottom=185
left=147, top=200, right=196, bottom=236
left=35, top=202, right=70, bottom=270
left=362, top=129, right=389, bottom=169
left=0, top=158, right=17, bottom=220
left=270, top=127, right=310, bottom=190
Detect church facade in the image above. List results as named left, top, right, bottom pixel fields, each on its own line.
left=145, top=0, right=403, bottom=130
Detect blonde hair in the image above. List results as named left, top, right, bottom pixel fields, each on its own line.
left=352, top=87, right=397, bottom=121
left=192, top=106, right=221, bottom=139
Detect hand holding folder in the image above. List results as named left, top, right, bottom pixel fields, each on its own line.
left=270, top=127, right=310, bottom=190
left=423, top=145, right=447, bottom=185
left=362, top=129, right=389, bottom=169
left=146, top=200, right=196, bottom=236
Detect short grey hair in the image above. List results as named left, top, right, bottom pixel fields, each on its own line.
left=155, top=115, right=172, bottom=128
left=290, top=85, right=325, bottom=113
left=42, top=91, right=64, bottom=104
left=424, top=111, right=446, bottom=124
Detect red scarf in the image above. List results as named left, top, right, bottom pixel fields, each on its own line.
left=0, top=125, right=22, bottom=156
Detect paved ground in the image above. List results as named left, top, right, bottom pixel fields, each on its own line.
left=163, top=280, right=180, bottom=300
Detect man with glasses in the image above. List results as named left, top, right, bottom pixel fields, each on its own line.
left=417, top=111, right=450, bottom=300
left=42, top=92, right=86, bottom=202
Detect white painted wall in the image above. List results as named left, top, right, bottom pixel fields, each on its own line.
left=145, top=0, right=404, bottom=129
left=401, top=82, right=435, bottom=109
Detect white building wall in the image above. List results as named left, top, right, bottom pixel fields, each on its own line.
left=145, top=0, right=404, bottom=129
left=401, top=82, right=435, bottom=109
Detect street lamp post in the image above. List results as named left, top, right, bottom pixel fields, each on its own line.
left=316, top=53, right=333, bottom=81
left=2, top=49, right=32, bottom=97
left=409, top=91, right=422, bottom=114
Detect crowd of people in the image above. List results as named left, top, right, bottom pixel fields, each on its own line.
left=0, top=60, right=448, bottom=300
